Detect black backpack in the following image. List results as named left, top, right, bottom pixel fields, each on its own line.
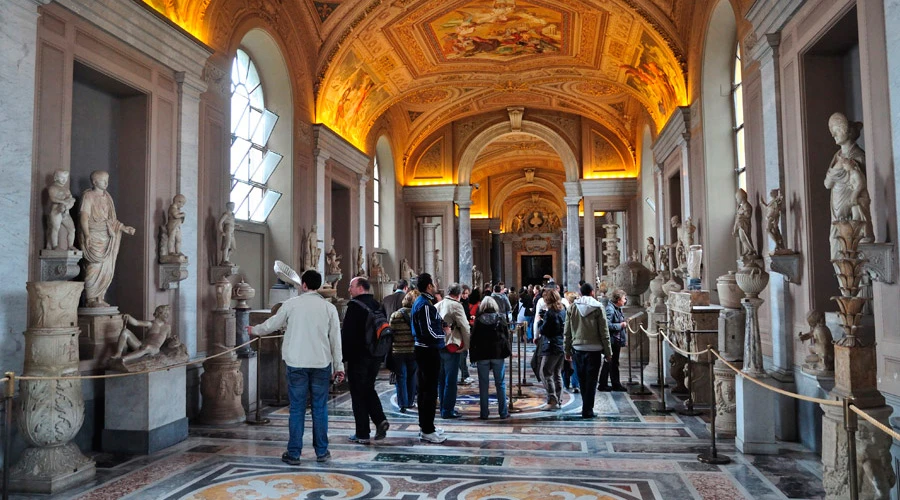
left=351, top=299, right=394, bottom=358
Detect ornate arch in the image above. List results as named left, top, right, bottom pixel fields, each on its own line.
left=457, top=121, right=580, bottom=186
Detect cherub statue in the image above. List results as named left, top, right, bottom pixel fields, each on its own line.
left=325, top=238, right=342, bottom=275
left=356, top=246, right=365, bottom=276
left=798, top=309, right=834, bottom=373
left=159, top=194, right=187, bottom=263
left=645, top=237, right=657, bottom=273
left=760, top=188, right=788, bottom=254
left=217, top=202, right=236, bottom=266
left=112, top=305, right=176, bottom=364
left=45, top=169, right=77, bottom=251
left=733, top=189, right=755, bottom=258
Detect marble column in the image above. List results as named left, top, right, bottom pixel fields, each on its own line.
left=564, top=195, right=582, bottom=293
left=456, top=199, right=473, bottom=287
left=422, top=219, right=440, bottom=277
left=490, top=232, right=501, bottom=283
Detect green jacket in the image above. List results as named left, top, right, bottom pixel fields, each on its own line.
left=564, top=296, right=613, bottom=358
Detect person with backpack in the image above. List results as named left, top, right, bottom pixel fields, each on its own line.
left=389, top=290, right=419, bottom=413
left=342, top=277, right=390, bottom=445
left=435, top=283, right=470, bottom=419
left=410, top=273, right=450, bottom=443
left=469, top=296, right=511, bottom=419
left=248, top=270, right=344, bottom=464
left=565, top=283, right=613, bottom=418
left=537, top=289, right=567, bottom=409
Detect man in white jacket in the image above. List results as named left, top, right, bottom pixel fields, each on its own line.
left=249, top=270, right=344, bottom=464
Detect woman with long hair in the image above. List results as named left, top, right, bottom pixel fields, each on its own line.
left=469, top=296, right=511, bottom=419
left=537, top=289, right=567, bottom=409
left=389, top=290, right=420, bottom=412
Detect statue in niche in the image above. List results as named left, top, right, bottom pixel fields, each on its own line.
left=825, top=112, right=874, bottom=259
left=217, top=202, right=236, bottom=266
left=45, top=169, right=77, bottom=251
left=798, top=309, right=834, bottom=374
left=110, top=305, right=183, bottom=366
left=658, top=245, right=670, bottom=274
left=79, top=170, right=136, bottom=308
left=529, top=211, right=544, bottom=230
left=733, top=188, right=755, bottom=258
left=325, top=238, right=342, bottom=275
left=304, top=225, right=321, bottom=271
left=645, top=237, right=657, bottom=273
left=400, top=258, right=415, bottom=279
left=760, top=188, right=789, bottom=255
left=159, top=194, right=187, bottom=264
left=369, top=251, right=387, bottom=282
left=512, top=213, right=524, bottom=233
left=356, top=246, right=366, bottom=276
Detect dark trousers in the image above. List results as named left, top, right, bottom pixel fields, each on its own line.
left=347, top=357, right=386, bottom=439
left=573, top=350, right=603, bottom=416
left=415, top=346, right=441, bottom=434
left=599, top=344, right=623, bottom=389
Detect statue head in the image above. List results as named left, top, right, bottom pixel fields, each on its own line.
left=53, top=169, right=69, bottom=185
left=154, top=304, right=171, bottom=322
left=90, top=170, right=110, bottom=190
left=173, top=194, right=186, bottom=207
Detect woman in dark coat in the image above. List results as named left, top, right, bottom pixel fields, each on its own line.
left=599, top=289, right=628, bottom=392
left=469, top=296, right=511, bottom=419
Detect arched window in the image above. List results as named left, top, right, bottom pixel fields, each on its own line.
left=230, top=48, right=282, bottom=222
left=373, top=156, right=381, bottom=248
left=733, top=45, right=746, bottom=191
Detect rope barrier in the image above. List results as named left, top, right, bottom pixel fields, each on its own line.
left=15, top=335, right=282, bottom=382
left=850, top=404, right=900, bottom=441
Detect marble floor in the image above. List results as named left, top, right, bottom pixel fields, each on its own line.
left=12, top=349, right=825, bottom=500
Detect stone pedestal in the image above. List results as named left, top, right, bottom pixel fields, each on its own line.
left=38, top=249, right=82, bottom=281
left=822, top=402, right=895, bottom=499
left=735, top=375, right=778, bottom=454
left=77, top=313, right=125, bottom=371
left=102, top=367, right=188, bottom=454
left=159, top=262, right=189, bottom=289
left=11, top=281, right=95, bottom=493
left=240, top=355, right=258, bottom=415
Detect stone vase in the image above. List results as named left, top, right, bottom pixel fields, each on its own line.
left=11, top=281, right=95, bottom=493
left=716, top=271, right=744, bottom=309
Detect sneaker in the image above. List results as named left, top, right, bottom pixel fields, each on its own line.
left=419, top=431, right=447, bottom=444
left=375, top=420, right=390, bottom=440
left=281, top=452, right=301, bottom=465
left=348, top=434, right=370, bottom=445
left=316, top=451, right=331, bottom=463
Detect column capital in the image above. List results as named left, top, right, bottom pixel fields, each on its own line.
left=564, top=196, right=582, bottom=206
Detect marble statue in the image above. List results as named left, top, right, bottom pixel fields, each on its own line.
left=825, top=112, right=873, bottom=259
left=400, top=257, right=415, bottom=279
left=798, top=309, right=834, bottom=373
left=159, top=194, right=187, bottom=264
left=45, top=169, right=77, bottom=251
left=760, top=188, right=788, bottom=254
left=733, top=188, right=755, bottom=258
left=645, top=237, right=656, bottom=273
left=111, top=305, right=176, bottom=364
left=79, top=170, right=136, bottom=308
left=217, top=202, right=236, bottom=266
left=356, top=246, right=365, bottom=276
left=304, top=225, right=321, bottom=271
left=325, top=238, right=342, bottom=275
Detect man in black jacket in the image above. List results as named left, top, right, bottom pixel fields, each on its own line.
left=342, top=277, right=390, bottom=444
left=410, top=272, right=450, bottom=443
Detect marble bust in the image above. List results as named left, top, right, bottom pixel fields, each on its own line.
left=217, top=202, right=236, bottom=266
left=79, top=170, right=136, bottom=308
left=45, top=169, right=77, bottom=251
left=824, top=112, right=873, bottom=259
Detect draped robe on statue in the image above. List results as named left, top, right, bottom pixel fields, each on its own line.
left=80, top=189, right=125, bottom=305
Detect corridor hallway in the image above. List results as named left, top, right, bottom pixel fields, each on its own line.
left=26, top=345, right=825, bottom=500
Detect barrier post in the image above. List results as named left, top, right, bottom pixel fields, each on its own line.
left=651, top=331, right=673, bottom=413
left=698, top=348, right=730, bottom=465
left=630, top=324, right=651, bottom=396
left=3, top=372, right=15, bottom=500
left=246, top=337, right=270, bottom=425
left=844, top=398, right=859, bottom=500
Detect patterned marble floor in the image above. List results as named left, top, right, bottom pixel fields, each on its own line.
left=13, top=349, right=825, bottom=500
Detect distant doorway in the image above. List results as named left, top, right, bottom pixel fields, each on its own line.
left=521, top=255, right=552, bottom=286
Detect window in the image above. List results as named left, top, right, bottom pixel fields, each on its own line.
left=230, top=49, right=282, bottom=222
left=732, top=45, right=746, bottom=191
left=373, top=156, right=381, bottom=248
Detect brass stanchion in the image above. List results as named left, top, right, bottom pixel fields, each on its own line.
left=246, top=336, right=270, bottom=425
left=630, top=322, right=651, bottom=396
left=3, top=372, right=14, bottom=500
left=651, top=330, right=673, bottom=414
left=698, top=347, right=730, bottom=465
left=844, top=398, right=859, bottom=500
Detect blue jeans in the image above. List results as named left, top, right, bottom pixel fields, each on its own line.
left=286, top=364, right=331, bottom=458
left=394, top=355, right=417, bottom=409
left=476, top=359, right=508, bottom=418
left=438, top=350, right=460, bottom=417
